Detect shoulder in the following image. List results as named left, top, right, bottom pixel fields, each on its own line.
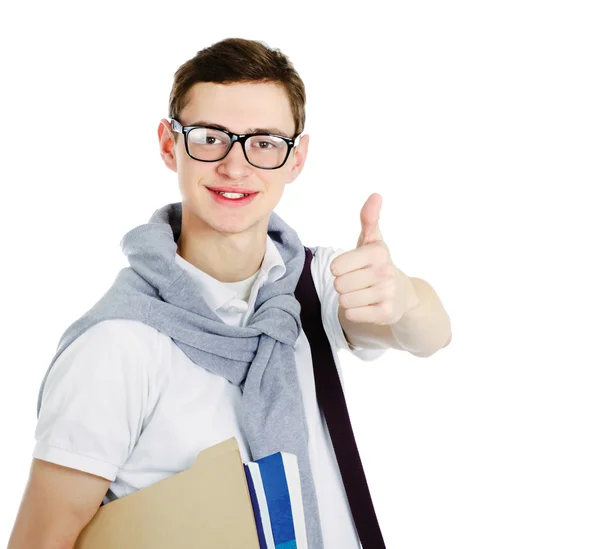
left=45, top=319, right=164, bottom=396
left=306, top=245, right=347, bottom=300
left=307, top=245, right=346, bottom=280
left=303, top=245, right=347, bottom=346
left=305, top=245, right=388, bottom=361
left=65, top=318, right=162, bottom=359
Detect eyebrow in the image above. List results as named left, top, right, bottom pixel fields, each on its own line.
left=188, top=120, right=292, bottom=138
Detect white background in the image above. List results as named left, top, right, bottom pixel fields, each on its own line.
left=1, top=1, right=599, bottom=547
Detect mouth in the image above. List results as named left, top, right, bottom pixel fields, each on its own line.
left=207, top=187, right=259, bottom=207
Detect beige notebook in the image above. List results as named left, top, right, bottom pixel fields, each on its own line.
left=74, top=437, right=261, bottom=549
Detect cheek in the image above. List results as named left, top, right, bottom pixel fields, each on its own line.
left=262, top=176, right=287, bottom=202
left=178, top=161, right=212, bottom=190
left=264, top=170, right=288, bottom=190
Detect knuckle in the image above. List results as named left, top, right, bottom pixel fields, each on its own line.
left=381, top=284, right=395, bottom=300
left=378, top=263, right=395, bottom=279
left=381, top=302, right=394, bottom=317
left=376, top=244, right=389, bottom=262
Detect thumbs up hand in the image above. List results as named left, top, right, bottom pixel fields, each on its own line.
left=330, top=193, right=415, bottom=326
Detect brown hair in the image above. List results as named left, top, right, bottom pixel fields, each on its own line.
left=168, top=38, right=306, bottom=139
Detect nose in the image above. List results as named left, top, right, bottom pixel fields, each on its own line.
left=217, top=140, right=251, bottom=178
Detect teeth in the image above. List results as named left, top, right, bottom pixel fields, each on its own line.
left=216, top=191, right=249, bottom=198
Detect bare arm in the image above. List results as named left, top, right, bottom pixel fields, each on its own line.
left=338, top=273, right=452, bottom=357
left=7, top=458, right=111, bottom=549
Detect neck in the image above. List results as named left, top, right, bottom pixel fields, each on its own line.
left=176, top=206, right=267, bottom=283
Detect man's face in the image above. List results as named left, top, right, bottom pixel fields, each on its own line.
left=159, top=81, right=309, bottom=238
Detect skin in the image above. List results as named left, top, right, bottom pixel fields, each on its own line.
left=158, top=81, right=310, bottom=283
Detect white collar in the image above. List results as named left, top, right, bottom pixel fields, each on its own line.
left=174, top=234, right=286, bottom=312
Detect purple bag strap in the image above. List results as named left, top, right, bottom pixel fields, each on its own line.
left=294, top=246, right=387, bottom=548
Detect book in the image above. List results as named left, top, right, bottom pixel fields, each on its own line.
left=244, top=451, right=308, bottom=549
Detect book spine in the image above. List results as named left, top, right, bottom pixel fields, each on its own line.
left=244, top=464, right=268, bottom=549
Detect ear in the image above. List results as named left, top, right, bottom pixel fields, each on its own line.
left=158, top=118, right=177, bottom=173
left=286, top=134, right=310, bottom=184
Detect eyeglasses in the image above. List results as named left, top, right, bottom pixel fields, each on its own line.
left=170, top=119, right=300, bottom=170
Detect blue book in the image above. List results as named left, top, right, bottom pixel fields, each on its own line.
left=244, top=452, right=308, bottom=549
left=244, top=465, right=265, bottom=548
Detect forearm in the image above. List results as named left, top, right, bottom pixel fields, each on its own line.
left=338, top=269, right=452, bottom=356
left=390, top=275, right=452, bottom=357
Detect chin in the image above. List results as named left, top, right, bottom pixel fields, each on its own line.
left=205, top=209, right=259, bottom=232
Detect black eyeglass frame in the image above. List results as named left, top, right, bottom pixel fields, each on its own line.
left=170, top=118, right=301, bottom=170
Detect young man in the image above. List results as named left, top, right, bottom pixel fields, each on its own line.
left=8, top=38, right=451, bottom=549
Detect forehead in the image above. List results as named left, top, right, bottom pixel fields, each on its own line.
left=180, top=81, right=295, bottom=136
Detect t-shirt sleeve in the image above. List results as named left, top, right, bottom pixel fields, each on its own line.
left=33, top=319, right=151, bottom=481
left=310, top=246, right=389, bottom=362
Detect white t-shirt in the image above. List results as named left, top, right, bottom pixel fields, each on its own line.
left=34, top=237, right=388, bottom=548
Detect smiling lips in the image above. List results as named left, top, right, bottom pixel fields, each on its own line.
left=208, top=186, right=258, bottom=194
left=208, top=187, right=258, bottom=206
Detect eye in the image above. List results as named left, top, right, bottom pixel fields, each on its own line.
left=248, top=136, right=285, bottom=150
left=202, top=134, right=227, bottom=145
left=188, top=128, right=229, bottom=146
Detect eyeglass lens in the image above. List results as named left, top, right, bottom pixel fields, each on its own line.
left=187, top=128, right=289, bottom=168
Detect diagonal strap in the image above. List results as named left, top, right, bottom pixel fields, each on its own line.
left=294, top=246, right=387, bottom=548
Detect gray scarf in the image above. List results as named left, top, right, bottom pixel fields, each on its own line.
left=36, top=201, right=324, bottom=549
